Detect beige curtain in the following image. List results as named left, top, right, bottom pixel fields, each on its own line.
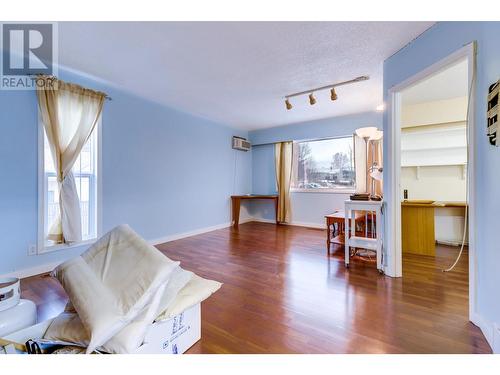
left=275, top=142, right=293, bottom=224
left=354, top=134, right=367, bottom=193
left=367, top=139, right=383, bottom=196
left=37, top=77, right=106, bottom=243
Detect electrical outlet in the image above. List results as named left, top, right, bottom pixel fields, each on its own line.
left=28, top=244, right=37, bottom=256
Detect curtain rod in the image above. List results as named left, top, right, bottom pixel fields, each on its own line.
left=252, top=133, right=355, bottom=147
left=27, top=74, right=112, bottom=101
left=284, top=75, right=369, bottom=99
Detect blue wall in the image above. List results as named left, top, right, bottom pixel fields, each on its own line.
left=0, top=67, right=252, bottom=275
left=247, top=143, right=277, bottom=220
left=383, top=22, right=500, bottom=327
left=248, top=112, right=383, bottom=223
left=250, top=111, right=382, bottom=146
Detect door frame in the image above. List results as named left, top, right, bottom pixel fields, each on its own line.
left=386, top=42, right=477, bottom=319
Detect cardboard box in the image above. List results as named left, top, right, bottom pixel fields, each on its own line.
left=1, top=303, right=201, bottom=354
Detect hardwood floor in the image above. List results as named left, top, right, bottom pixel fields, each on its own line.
left=20, top=222, right=490, bottom=353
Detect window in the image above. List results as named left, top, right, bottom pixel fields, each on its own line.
left=291, top=136, right=355, bottom=192
left=40, top=120, right=100, bottom=250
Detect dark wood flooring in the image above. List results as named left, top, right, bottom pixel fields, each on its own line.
left=20, top=222, right=491, bottom=353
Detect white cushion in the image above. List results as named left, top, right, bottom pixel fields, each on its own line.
left=43, top=311, right=88, bottom=348
left=50, top=224, right=179, bottom=353
left=46, top=282, right=169, bottom=353
left=156, top=274, right=222, bottom=321
left=155, top=267, right=193, bottom=318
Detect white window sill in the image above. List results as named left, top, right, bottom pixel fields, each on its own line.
left=290, top=189, right=355, bottom=194
left=37, top=238, right=96, bottom=255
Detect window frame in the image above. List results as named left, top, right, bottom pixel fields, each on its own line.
left=290, top=135, right=357, bottom=194
left=37, top=113, right=102, bottom=254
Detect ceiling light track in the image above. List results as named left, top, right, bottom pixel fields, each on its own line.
left=284, top=75, right=369, bottom=110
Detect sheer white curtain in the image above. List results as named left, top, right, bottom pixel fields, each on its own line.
left=37, top=77, right=106, bottom=243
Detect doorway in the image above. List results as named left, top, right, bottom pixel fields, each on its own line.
left=387, top=43, right=476, bottom=319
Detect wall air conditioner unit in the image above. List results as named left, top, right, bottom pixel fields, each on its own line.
left=232, top=136, right=251, bottom=151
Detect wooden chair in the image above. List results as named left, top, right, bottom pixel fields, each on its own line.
left=325, top=211, right=367, bottom=254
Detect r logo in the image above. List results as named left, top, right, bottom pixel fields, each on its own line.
left=2, top=23, right=53, bottom=75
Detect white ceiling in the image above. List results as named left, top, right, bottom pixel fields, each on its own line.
left=402, top=58, right=468, bottom=105
left=58, top=22, right=434, bottom=130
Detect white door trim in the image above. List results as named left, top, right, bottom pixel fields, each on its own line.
left=387, top=42, right=477, bottom=320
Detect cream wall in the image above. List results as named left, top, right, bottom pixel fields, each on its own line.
left=401, top=165, right=466, bottom=201
left=402, top=96, right=467, bottom=128
left=401, top=96, right=467, bottom=201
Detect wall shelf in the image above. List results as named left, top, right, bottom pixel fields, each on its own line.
left=401, top=124, right=466, bottom=168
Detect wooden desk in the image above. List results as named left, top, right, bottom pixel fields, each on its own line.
left=434, top=201, right=467, bottom=208
left=231, top=195, right=278, bottom=228
left=401, top=200, right=436, bottom=256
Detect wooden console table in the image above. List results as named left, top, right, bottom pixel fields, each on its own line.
left=231, top=195, right=278, bottom=228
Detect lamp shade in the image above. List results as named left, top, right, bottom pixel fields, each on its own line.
left=370, top=129, right=383, bottom=141
left=355, top=126, right=378, bottom=139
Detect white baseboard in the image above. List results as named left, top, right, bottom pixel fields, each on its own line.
left=149, top=217, right=254, bottom=246
left=0, top=261, right=61, bottom=280
left=471, top=312, right=498, bottom=353
left=251, top=217, right=325, bottom=229
left=436, top=239, right=469, bottom=247
left=250, top=218, right=276, bottom=224
left=287, top=221, right=325, bottom=230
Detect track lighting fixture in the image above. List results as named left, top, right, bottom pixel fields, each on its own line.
left=308, top=93, right=316, bottom=105
left=330, top=87, right=338, bottom=101
left=282, top=75, right=369, bottom=110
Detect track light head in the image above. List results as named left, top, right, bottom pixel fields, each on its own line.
left=285, top=98, right=292, bottom=110
left=330, top=87, right=338, bottom=101
left=309, top=93, right=316, bottom=105
left=283, top=75, right=368, bottom=110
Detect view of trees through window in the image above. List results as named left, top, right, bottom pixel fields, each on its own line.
left=292, top=136, right=355, bottom=190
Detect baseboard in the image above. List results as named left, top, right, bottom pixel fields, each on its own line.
left=0, top=261, right=61, bottom=280
left=249, top=218, right=276, bottom=224
left=287, top=221, right=325, bottom=230
left=149, top=217, right=254, bottom=246
left=250, top=217, right=325, bottom=230
left=436, top=239, right=469, bottom=247
left=471, top=312, right=498, bottom=353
